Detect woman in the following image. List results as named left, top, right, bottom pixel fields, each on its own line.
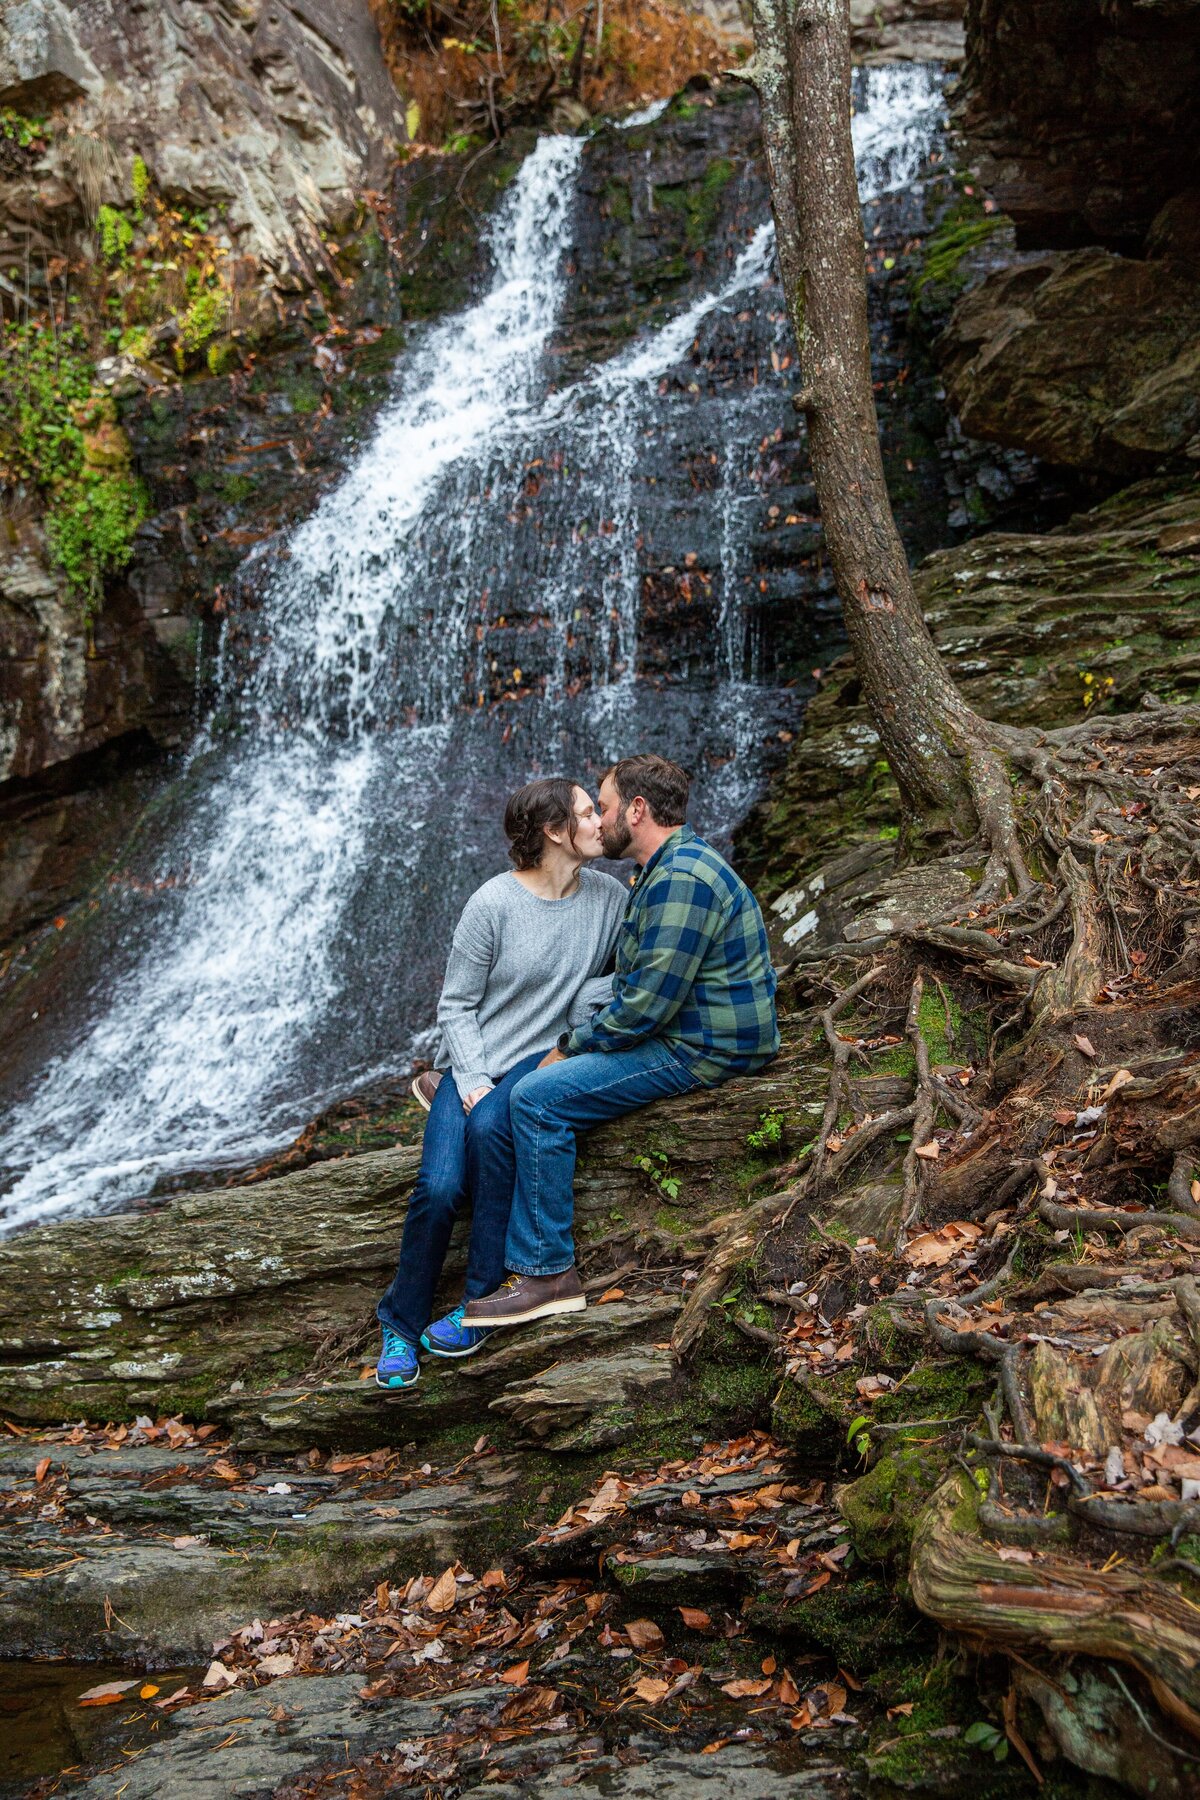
left=375, top=777, right=627, bottom=1388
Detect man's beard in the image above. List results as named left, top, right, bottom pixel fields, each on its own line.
left=601, top=812, right=633, bottom=859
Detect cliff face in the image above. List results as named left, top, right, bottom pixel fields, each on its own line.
left=2, top=71, right=1020, bottom=952
left=960, top=0, right=1200, bottom=252
left=935, top=0, right=1200, bottom=487
left=0, top=0, right=407, bottom=280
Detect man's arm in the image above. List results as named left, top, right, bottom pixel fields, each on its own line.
left=564, top=868, right=725, bottom=1056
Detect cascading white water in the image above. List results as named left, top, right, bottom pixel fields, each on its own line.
left=0, top=66, right=947, bottom=1232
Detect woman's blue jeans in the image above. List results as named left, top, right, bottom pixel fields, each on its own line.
left=376, top=1048, right=549, bottom=1344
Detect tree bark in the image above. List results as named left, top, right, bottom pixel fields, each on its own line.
left=744, top=0, right=1015, bottom=846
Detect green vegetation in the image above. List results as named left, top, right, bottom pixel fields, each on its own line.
left=131, top=153, right=151, bottom=215
left=179, top=287, right=227, bottom=355
left=746, top=1109, right=784, bottom=1151
left=910, top=193, right=1007, bottom=309
left=632, top=1147, right=681, bottom=1201
left=655, top=157, right=734, bottom=250
left=0, top=107, right=49, bottom=148
left=0, top=322, right=147, bottom=616
left=97, top=204, right=135, bottom=266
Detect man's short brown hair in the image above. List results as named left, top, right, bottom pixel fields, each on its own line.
left=603, top=755, right=690, bottom=827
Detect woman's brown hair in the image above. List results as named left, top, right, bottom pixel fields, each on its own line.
left=504, top=777, right=582, bottom=870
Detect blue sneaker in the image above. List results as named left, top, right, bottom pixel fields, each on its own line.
left=375, top=1326, right=419, bottom=1389
left=421, top=1305, right=493, bottom=1358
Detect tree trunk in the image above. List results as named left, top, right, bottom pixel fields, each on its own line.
left=744, top=0, right=1008, bottom=839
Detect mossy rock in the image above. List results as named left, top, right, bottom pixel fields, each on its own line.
left=773, top=1356, right=987, bottom=1468
left=746, top=1573, right=928, bottom=1670
left=866, top=1659, right=1034, bottom=1797
left=839, top=1442, right=949, bottom=1565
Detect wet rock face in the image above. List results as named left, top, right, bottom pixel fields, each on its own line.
left=850, top=0, right=965, bottom=66
left=961, top=0, right=1200, bottom=253
left=0, top=551, right=192, bottom=786
left=939, top=249, right=1200, bottom=476
left=739, top=478, right=1200, bottom=920
left=0, top=0, right=406, bottom=276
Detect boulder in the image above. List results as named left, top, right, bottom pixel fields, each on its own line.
left=938, top=250, right=1200, bottom=476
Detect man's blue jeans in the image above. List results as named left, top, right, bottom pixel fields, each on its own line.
left=377, top=1048, right=548, bottom=1343
left=504, top=1039, right=705, bottom=1277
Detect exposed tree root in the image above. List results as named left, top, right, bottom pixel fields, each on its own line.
left=726, top=704, right=1200, bottom=1772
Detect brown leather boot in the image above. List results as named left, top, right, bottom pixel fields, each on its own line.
left=462, top=1267, right=586, bottom=1328
left=410, top=1070, right=442, bottom=1112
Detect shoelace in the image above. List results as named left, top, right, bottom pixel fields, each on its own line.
left=381, top=1328, right=412, bottom=1360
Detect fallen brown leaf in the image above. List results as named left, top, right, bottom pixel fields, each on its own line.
left=77, top=1680, right=137, bottom=1707
left=499, top=1660, right=529, bottom=1686
left=625, top=1618, right=665, bottom=1652
left=1074, top=1033, right=1097, bottom=1059
left=722, top=1677, right=772, bottom=1698
left=678, top=1606, right=712, bottom=1631
left=597, top=1287, right=626, bottom=1303
left=633, top=1675, right=670, bottom=1704
left=425, top=1566, right=458, bottom=1614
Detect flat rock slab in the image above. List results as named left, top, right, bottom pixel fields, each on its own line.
left=0, top=1441, right=525, bottom=1663
left=483, top=1741, right=858, bottom=1797
left=65, top=1674, right=496, bottom=1800
left=212, top=1297, right=680, bottom=1453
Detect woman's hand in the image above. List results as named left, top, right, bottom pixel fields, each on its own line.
left=462, top=1084, right=493, bottom=1113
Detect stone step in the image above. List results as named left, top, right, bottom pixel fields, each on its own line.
left=210, top=1296, right=680, bottom=1454
left=64, top=1674, right=547, bottom=1800
left=0, top=1440, right=525, bottom=1664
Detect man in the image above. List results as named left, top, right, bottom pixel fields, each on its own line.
left=464, top=754, right=779, bottom=1329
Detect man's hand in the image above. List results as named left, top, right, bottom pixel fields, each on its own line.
left=538, top=1047, right=567, bottom=1068
left=462, top=1084, right=492, bottom=1113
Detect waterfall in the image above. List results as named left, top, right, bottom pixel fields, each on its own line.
left=0, top=66, right=947, bottom=1232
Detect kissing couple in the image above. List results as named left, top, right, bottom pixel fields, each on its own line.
left=374, top=753, right=779, bottom=1389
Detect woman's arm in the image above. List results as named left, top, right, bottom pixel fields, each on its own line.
left=566, top=973, right=615, bottom=1027
left=437, top=895, right=496, bottom=1103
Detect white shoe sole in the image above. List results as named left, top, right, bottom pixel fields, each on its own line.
left=465, top=1295, right=587, bottom=1328
left=410, top=1076, right=434, bottom=1113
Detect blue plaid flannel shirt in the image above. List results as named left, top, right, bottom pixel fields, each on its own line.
left=564, top=825, right=779, bottom=1083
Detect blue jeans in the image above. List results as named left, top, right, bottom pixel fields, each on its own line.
left=504, top=1039, right=705, bottom=1277
left=377, top=1049, right=549, bottom=1342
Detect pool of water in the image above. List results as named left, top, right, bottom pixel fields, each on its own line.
left=0, top=1659, right=205, bottom=1793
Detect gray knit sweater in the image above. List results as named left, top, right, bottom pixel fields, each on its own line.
left=436, top=867, right=628, bottom=1100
